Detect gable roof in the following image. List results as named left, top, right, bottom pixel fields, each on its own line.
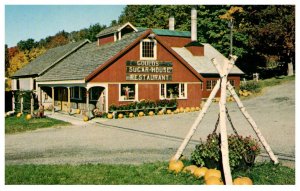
left=96, top=22, right=138, bottom=38
left=12, top=39, right=90, bottom=78
left=37, top=31, right=147, bottom=82
left=172, top=44, right=244, bottom=75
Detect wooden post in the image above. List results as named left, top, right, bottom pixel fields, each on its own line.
left=12, top=91, right=15, bottom=112
left=20, top=95, right=23, bottom=114
left=171, top=79, right=221, bottom=161
left=86, top=89, right=90, bottom=119
left=30, top=92, right=34, bottom=115
left=211, top=55, right=237, bottom=185
left=227, top=82, right=279, bottom=164
left=51, top=87, right=55, bottom=114
left=67, top=87, right=71, bottom=114
left=218, top=64, right=232, bottom=185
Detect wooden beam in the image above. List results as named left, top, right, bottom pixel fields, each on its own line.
left=227, top=82, right=279, bottom=164
left=51, top=87, right=55, bottom=114
left=86, top=89, right=90, bottom=118
left=67, top=87, right=71, bottom=114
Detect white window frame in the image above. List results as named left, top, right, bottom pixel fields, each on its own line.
left=140, top=39, right=157, bottom=60
left=70, top=87, right=81, bottom=100
left=119, top=83, right=138, bottom=102
left=206, top=80, right=217, bottom=91
left=160, top=83, right=187, bottom=100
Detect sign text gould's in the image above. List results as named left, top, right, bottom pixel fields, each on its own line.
left=126, top=60, right=173, bottom=81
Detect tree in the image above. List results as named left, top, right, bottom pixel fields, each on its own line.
left=45, top=31, right=69, bottom=49
left=17, top=38, right=38, bottom=51
left=5, top=44, right=9, bottom=76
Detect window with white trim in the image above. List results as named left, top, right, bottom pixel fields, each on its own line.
left=71, top=87, right=81, bottom=100
left=206, top=80, right=217, bottom=91
left=140, top=39, right=157, bottom=60
left=160, top=83, right=187, bottom=99
left=119, top=84, right=137, bottom=101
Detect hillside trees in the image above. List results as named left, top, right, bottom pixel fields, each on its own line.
left=118, top=5, right=295, bottom=78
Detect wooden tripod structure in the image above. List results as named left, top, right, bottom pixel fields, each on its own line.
left=171, top=55, right=279, bottom=185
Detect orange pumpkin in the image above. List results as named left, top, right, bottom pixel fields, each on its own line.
left=148, top=111, right=154, bottom=116
left=195, top=107, right=200, bottom=111
left=26, top=114, right=32, bottom=120
left=129, top=113, right=134, bottom=118
left=205, top=176, right=224, bottom=185
left=185, top=107, right=190, bottom=112
left=204, top=169, right=222, bottom=181
left=166, top=109, right=172, bottom=114
left=17, top=113, right=22, bottom=118
left=168, top=160, right=184, bottom=174
left=138, top=111, right=144, bottom=117
left=107, top=113, right=113, bottom=119
left=158, top=110, right=164, bottom=115
left=233, top=177, right=253, bottom=185
left=190, top=107, right=195, bottom=112
left=194, top=167, right=208, bottom=178
left=179, top=107, right=185, bottom=113
left=76, top=109, right=81, bottom=114
left=183, top=165, right=198, bottom=174
left=83, top=116, right=89, bottom=122
left=118, top=113, right=123, bottom=119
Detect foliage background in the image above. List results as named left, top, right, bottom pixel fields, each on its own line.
left=5, top=5, right=295, bottom=90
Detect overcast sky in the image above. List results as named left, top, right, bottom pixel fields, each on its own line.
left=5, top=5, right=126, bottom=47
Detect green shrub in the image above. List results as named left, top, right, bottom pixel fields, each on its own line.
left=191, top=133, right=261, bottom=170
left=240, top=81, right=262, bottom=93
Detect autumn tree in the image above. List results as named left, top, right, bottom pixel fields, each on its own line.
left=17, top=38, right=38, bottom=51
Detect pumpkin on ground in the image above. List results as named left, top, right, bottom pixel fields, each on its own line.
left=166, top=109, right=172, bottom=114
left=168, top=160, right=184, bottom=174
left=76, top=109, right=81, bottom=114
left=179, top=107, right=185, bottom=113
left=190, top=107, right=195, bottom=112
left=83, top=116, right=89, bottom=122
left=17, top=113, right=22, bottom=118
left=195, top=107, right=200, bottom=111
left=138, top=111, right=144, bottom=117
left=129, top=112, right=134, bottom=118
left=148, top=111, right=154, bottom=116
left=233, top=177, right=253, bottom=185
left=185, top=107, right=191, bottom=112
left=182, top=165, right=198, bottom=174
left=118, top=113, right=123, bottom=119
left=107, top=113, right=113, bottom=119
left=205, top=176, right=224, bottom=185
left=174, top=108, right=179, bottom=114
left=204, top=169, right=222, bottom=181
left=158, top=110, right=164, bottom=115
left=26, top=114, right=32, bottom=120
left=193, top=167, right=208, bottom=178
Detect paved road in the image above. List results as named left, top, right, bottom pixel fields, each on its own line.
left=5, top=80, right=295, bottom=165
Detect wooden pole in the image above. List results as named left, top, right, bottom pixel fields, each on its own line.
left=171, top=79, right=221, bottom=161
left=52, top=87, right=55, bottom=114
left=211, top=55, right=237, bottom=185
left=218, top=65, right=232, bottom=185
left=30, top=92, right=34, bottom=115
left=227, top=82, right=279, bottom=164
left=86, top=89, right=90, bottom=119
left=67, top=87, right=71, bottom=114
left=20, top=95, right=23, bottom=114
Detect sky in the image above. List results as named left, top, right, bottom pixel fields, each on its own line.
left=5, top=5, right=126, bottom=47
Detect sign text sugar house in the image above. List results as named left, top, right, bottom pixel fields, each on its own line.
left=126, top=60, right=173, bottom=81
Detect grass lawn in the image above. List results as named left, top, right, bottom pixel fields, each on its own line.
left=257, top=75, right=295, bottom=89
left=5, top=115, right=70, bottom=134
left=5, top=162, right=294, bottom=185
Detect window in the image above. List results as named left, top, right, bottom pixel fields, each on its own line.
left=160, top=83, right=187, bottom=99
left=206, top=80, right=217, bottom=91
left=71, top=87, right=81, bottom=100
left=229, top=79, right=235, bottom=87
left=140, top=39, right=157, bottom=60
left=120, top=84, right=137, bottom=101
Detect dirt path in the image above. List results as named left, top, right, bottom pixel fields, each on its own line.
left=5, top=80, right=295, bottom=165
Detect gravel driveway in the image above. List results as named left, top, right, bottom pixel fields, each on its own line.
left=5, top=80, right=295, bottom=165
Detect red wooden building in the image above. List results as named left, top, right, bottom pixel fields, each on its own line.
left=12, top=8, right=243, bottom=115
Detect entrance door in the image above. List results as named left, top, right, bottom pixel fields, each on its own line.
left=59, top=88, right=68, bottom=112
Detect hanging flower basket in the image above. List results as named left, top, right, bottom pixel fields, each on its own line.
left=191, top=133, right=261, bottom=170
